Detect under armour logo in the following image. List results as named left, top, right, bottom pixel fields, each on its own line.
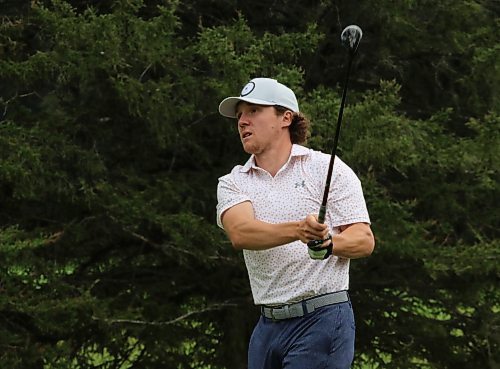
left=295, top=180, right=305, bottom=188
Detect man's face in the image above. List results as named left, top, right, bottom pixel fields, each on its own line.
left=235, top=102, right=290, bottom=155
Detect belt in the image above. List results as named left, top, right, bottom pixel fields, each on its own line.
left=261, top=290, right=349, bottom=321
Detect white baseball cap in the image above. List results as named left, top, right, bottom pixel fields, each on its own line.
left=218, top=78, right=299, bottom=118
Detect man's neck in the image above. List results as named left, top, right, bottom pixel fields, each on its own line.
left=254, top=141, right=293, bottom=177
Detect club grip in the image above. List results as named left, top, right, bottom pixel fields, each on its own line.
left=306, top=205, right=330, bottom=259
left=318, top=205, right=326, bottom=224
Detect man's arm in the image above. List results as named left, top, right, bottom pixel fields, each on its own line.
left=221, top=201, right=330, bottom=251
left=330, top=223, right=375, bottom=259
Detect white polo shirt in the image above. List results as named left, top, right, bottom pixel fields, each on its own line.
left=216, top=144, right=370, bottom=305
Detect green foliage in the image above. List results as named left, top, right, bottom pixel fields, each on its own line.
left=0, top=0, right=498, bottom=368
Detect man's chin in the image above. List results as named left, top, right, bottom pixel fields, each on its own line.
left=242, top=142, right=258, bottom=155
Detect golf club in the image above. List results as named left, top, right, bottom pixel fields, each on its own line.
left=308, top=25, right=363, bottom=260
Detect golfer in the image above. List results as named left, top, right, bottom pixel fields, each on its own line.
left=216, top=77, right=375, bottom=369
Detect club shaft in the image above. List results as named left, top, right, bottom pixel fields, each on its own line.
left=318, top=56, right=353, bottom=224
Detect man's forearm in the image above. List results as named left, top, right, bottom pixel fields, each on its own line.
left=228, top=219, right=300, bottom=250
left=331, top=223, right=375, bottom=259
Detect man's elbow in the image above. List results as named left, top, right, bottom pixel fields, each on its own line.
left=230, top=236, right=245, bottom=250
left=227, top=230, right=246, bottom=250
left=362, top=232, right=375, bottom=257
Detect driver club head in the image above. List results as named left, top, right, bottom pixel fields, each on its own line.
left=341, top=25, right=363, bottom=55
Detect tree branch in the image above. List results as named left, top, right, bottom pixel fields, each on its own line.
left=107, top=214, right=236, bottom=263
left=92, top=300, right=238, bottom=326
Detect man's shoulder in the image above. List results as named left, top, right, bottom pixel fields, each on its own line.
left=294, top=145, right=330, bottom=169
left=297, top=146, right=358, bottom=181
left=217, top=164, right=251, bottom=186
left=292, top=145, right=324, bottom=161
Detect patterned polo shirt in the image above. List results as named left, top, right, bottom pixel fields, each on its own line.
left=216, top=144, right=370, bottom=305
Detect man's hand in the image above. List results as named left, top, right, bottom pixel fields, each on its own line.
left=297, top=214, right=332, bottom=247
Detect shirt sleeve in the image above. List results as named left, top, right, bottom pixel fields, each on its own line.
left=328, top=158, right=371, bottom=227
left=216, top=173, right=251, bottom=229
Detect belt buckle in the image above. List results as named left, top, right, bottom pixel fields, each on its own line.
left=271, top=305, right=289, bottom=321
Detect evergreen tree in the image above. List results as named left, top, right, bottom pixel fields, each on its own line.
left=0, top=1, right=498, bottom=368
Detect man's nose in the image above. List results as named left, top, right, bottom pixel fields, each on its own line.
left=238, top=114, right=250, bottom=126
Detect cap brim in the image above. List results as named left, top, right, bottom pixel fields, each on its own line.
left=218, top=97, right=276, bottom=118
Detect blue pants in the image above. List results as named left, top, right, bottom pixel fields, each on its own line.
left=248, top=301, right=355, bottom=369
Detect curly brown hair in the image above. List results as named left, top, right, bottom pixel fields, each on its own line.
left=274, top=105, right=310, bottom=145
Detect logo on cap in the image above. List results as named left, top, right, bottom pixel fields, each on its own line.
left=240, top=82, right=255, bottom=97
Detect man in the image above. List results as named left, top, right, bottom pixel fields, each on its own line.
left=216, top=77, right=374, bottom=369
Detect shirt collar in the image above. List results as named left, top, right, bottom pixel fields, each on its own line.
left=239, top=144, right=310, bottom=173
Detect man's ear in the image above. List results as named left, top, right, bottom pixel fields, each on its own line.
left=281, top=110, right=293, bottom=128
